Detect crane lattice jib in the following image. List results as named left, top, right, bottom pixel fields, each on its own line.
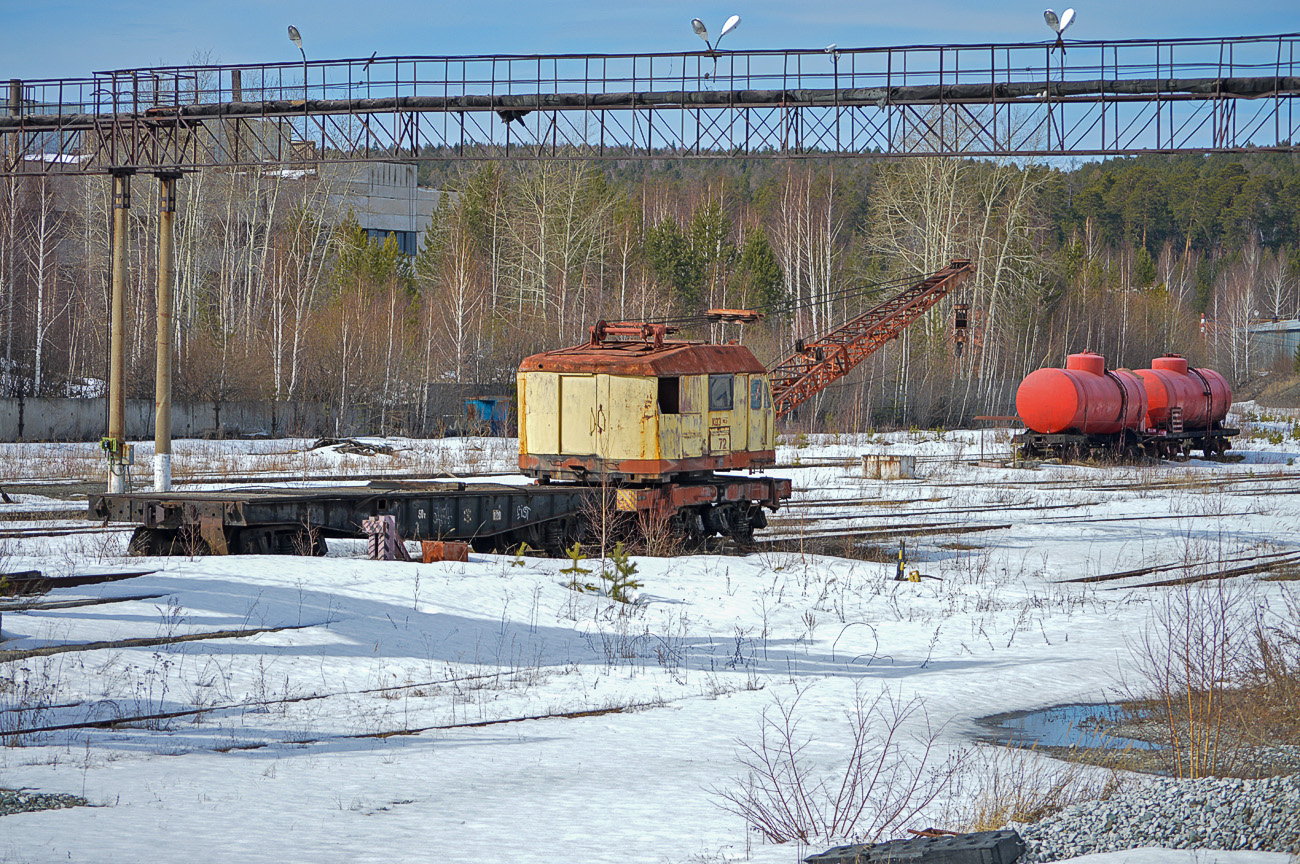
left=769, top=259, right=975, bottom=420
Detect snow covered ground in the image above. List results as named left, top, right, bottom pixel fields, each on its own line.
left=2, top=412, right=1299, bottom=864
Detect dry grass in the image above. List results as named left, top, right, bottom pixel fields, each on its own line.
left=0, top=436, right=520, bottom=485
left=952, top=744, right=1128, bottom=831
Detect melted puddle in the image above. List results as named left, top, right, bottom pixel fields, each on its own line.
left=976, top=703, right=1161, bottom=751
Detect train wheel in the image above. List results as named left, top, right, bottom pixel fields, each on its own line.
left=128, top=527, right=172, bottom=556
left=542, top=520, right=568, bottom=557
left=682, top=509, right=708, bottom=550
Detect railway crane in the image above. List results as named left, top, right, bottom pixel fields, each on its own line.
left=90, top=261, right=976, bottom=556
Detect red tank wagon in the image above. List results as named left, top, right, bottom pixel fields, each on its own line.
left=1015, top=353, right=1237, bottom=460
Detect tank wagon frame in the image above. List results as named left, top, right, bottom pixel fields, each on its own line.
left=1015, top=425, right=1238, bottom=460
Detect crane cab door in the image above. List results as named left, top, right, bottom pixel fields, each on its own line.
left=749, top=377, right=771, bottom=452
left=559, top=375, right=598, bottom=454
left=679, top=376, right=705, bottom=457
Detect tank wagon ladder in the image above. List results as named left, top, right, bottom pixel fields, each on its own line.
left=769, top=260, right=976, bottom=420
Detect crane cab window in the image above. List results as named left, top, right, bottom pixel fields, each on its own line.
left=751, top=378, right=765, bottom=410
left=708, top=374, right=734, bottom=411
left=657, top=377, right=680, bottom=414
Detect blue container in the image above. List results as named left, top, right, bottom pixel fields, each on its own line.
left=465, top=396, right=510, bottom=436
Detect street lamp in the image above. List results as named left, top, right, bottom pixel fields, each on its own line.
left=288, top=25, right=307, bottom=99
left=1043, top=9, right=1075, bottom=53
left=690, top=15, right=741, bottom=53
left=288, top=25, right=308, bottom=154
left=288, top=25, right=305, bottom=62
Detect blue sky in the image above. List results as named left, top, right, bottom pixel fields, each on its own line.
left=2, top=0, right=1296, bottom=79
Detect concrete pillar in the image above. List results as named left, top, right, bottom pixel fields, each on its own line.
left=106, top=170, right=133, bottom=494
left=154, top=172, right=180, bottom=491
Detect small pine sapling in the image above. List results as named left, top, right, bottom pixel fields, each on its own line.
left=599, top=542, right=643, bottom=603
left=561, top=541, right=598, bottom=593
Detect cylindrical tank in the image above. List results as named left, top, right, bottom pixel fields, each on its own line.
left=1135, top=354, right=1232, bottom=430
left=1016, top=352, right=1148, bottom=435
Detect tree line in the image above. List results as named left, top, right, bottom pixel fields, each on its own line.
left=0, top=149, right=1296, bottom=433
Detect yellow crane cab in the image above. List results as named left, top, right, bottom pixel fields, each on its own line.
left=517, top=321, right=777, bottom=483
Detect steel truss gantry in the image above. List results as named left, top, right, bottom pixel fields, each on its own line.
left=3, top=32, right=1299, bottom=175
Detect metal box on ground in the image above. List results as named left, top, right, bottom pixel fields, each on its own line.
left=421, top=540, right=469, bottom=563
left=805, top=830, right=1024, bottom=864
left=862, top=454, right=918, bottom=480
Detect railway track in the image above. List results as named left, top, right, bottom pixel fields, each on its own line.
left=0, top=524, right=128, bottom=540
left=1057, top=549, right=1300, bottom=585
left=0, top=507, right=91, bottom=522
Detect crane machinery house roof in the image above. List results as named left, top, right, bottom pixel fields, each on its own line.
left=518, top=337, right=766, bottom=377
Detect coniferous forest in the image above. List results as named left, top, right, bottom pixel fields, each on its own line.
left=1, top=151, right=1298, bottom=432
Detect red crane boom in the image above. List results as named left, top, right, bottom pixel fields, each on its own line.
left=769, top=259, right=976, bottom=420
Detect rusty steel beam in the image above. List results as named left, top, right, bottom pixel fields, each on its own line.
left=154, top=172, right=180, bottom=492
left=3, top=75, right=1297, bottom=133
left=769, top=260, right=976, bottom=420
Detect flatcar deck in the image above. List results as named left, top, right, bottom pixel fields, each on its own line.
left=89, top=474, right=791, bottom=556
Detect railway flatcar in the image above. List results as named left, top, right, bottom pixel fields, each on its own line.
left=1014, top=352, right=1237, bottom=460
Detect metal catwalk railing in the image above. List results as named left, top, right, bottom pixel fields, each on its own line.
left=3, top=33, right=1299, bottom=174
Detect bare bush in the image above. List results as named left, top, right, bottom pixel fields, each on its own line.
left=1242, top=585, right=1300, bottom=748
left=1125, top=579, right=1255, bottom=778
left=712, top=686, right=962, bottom=845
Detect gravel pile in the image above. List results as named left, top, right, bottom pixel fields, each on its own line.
left=1017, top=774, right=1300, bottom=861
left=0, top=788, right=89, bottom=817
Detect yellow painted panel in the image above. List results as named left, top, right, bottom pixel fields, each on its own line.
left=516, top=375, right=527, bottom=452
left=680, top=375, right=705, bottom=457
left=732, top=373, right=748, bottom=450
left=748, top=375, right=774, bottom=452
left=604, top=376, right=656, bottom=460
left=680, top=375, right=704, bottom=414
left=681, top=413, right=704, bottom=457
left=559, top=374, right=597, bottom=455
left=659, top=414, right=681, bottom=460
left=521, top=372, right=558, bottom=455
left=763, top=376, right=774, bottom=449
